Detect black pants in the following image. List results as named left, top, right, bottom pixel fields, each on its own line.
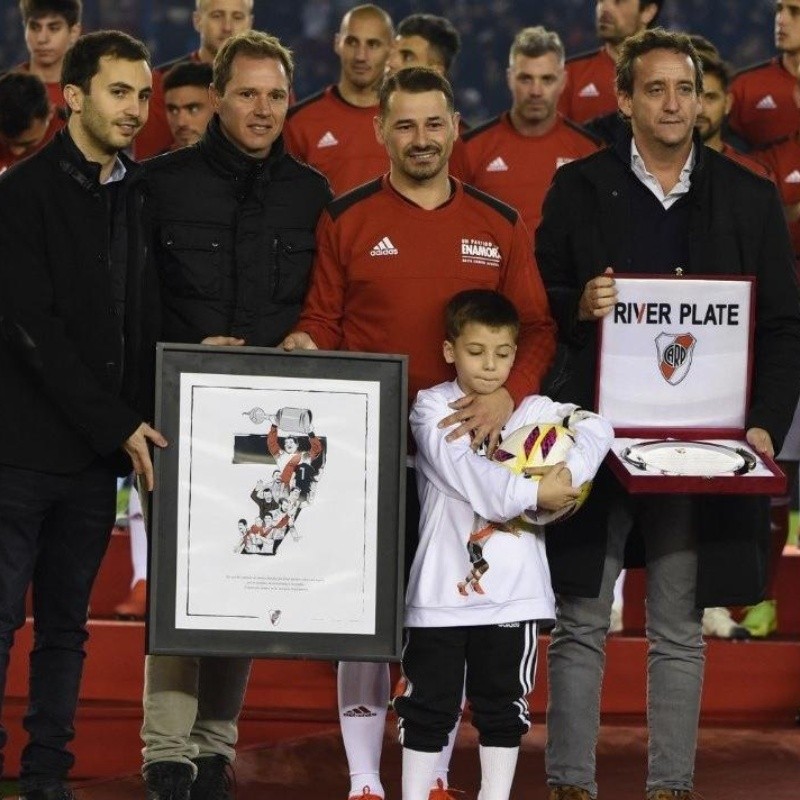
left=395, top=620, right=539, bottom=752
left=0, top=462, right=116, bottom=790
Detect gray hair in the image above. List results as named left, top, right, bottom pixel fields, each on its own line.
left=509, top=26, right=564, bottom=66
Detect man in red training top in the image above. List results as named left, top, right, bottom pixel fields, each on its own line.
left=730, top=0, right=800, bottom=148
left=283, top=3, right=394, bottom=195
left=558, top=0, right=663, bottom=124
left=283, top=66, right=556, bottom=800
left=451, top=26, right=599, bottom=240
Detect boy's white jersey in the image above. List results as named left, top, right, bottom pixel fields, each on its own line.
left=406, top=380, right=613, bottom=628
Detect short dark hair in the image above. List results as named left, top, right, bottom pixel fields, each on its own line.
left=445, top=290, right=520, bottom=342
left=378, top=66, right=454, bottom=116
left=213, top=30, right=293, bottom=95
left=238, top=518, right=247, bottom=526
left=62, top=30, right=150, bottom=92
left=19, top=0, right=81, bottom=27
left=615, top=27, right=702, bottom=97
left=0, top=72, right=49, bottom=138
left=697, top=51, right=731, bottom=92
left=163, top=61, right=213, bottom=93
left=396, top=14, right=461, bottom=73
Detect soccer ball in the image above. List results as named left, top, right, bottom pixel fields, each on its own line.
left=492, top=423, right=592, bottom=527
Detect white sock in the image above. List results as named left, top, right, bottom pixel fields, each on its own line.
left=432, top=688, right=464, bottom=788
left=477, top=745, right=519, bottom=800
left=402, top=748, right=440, bottom=800
left=612, top=569, right=625, bottom=610
left=128, top=485, right=148, bottom=585
left=338, top=661, right=390, bottom=798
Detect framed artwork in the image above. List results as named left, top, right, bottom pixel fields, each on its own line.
left=148, top=343, right=407, bottom=661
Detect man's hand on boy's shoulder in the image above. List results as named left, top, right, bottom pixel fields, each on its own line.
left=438, top=387, right=514, bottom=455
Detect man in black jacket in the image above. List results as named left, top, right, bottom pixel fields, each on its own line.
left=139, top=31, right=331, bottom=800
left=0, top=30, right=164, bottom=800
left=537, top=29, right=800, bottom=800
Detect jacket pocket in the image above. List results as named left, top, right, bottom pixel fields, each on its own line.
left=158, top=223, right=232, bottom=299
left=272, top=230, right=317, bottom=304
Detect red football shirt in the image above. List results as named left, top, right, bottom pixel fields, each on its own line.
left=450, top=112, right=600, bottom=238
left=719, top=142, right=774, bottom=181
left=729, top=58, right=798, bottom=149
left=297, top=176, right=556, bottom=405
left=557, top=48, right=617, bottom=124
left=283, top=85, right=388, bottom=196
left=759, top=135, right=800, bottom=258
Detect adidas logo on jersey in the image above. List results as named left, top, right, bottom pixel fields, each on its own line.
left=486, top=156, right=509, bottom=172
left=343, top=705, right=377, bottom=717
left=370, top=236, right=399, bottom=256
left=578, top=82, right=600, bottom=98
left=755, top=94, right=778, bottom=110
left=317, top=131, right=339, bottom=148
left=785, top=170, right=800, bottom=184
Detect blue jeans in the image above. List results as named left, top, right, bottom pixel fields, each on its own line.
left=546, top=495, right=705, bottom=797
left=0, top=462, right=116, bottom=791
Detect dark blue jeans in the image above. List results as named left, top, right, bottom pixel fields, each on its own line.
left=0, top=461, right=116, bottom=791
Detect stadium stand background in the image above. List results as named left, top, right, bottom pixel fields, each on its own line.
left=0, top=0, right=781, bottom=124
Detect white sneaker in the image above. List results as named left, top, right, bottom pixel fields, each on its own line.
left=701, top=606, right=750, bottom=639
left=609, top=605, right=623, bottom=634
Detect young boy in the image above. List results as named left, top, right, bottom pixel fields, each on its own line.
left=397, top=289, right=613, bottom=800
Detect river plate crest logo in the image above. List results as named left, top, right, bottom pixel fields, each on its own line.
left=655, top=332, right=696, bottom=385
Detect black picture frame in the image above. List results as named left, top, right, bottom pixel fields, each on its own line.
left=147, top=343, right=407, bottom=661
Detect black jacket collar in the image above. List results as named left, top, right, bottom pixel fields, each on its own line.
left=49, top=127, right=137, bottom=193
left=198, top=114, right=285, bottom=181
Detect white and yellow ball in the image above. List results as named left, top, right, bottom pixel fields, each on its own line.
left=492, top=423, right=592, bottom=527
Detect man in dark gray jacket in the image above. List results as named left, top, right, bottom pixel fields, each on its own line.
left=537, top=28, right=800, bottom=800
left=139, top=30, right=331, bottom=800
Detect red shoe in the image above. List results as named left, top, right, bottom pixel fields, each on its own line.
left=114, top=579, right=147, bottom=619
left=349, top=788, right=383, bottom=800
left=429, top=778, right=465, bottom=799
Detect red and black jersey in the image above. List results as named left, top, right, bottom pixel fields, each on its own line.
left=283, top=85, right=388, bottom=196
left=557, top=48, right=617, bottom=124
left=450, top=113, right=600, bottom=237
left=759, top=134, right=800, bottom=258
left=729, top=58, right=798, bottom=149
left=719, top=142, right=774, bottom=181
left=297, top=175, right=556, bottom=405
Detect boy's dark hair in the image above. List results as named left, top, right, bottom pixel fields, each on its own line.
left=445, top=289, right=520, bottom=342
left=163, top=61, right=213, bottom=93
left=213, top=31, right=293, bottom=94
left=0, top=72, right=49, bottom=138
left=378, top=66, right=454, bottom=115
left=616, top=27, right=702, bottom=97
left=238, top=518, right=247, bottom=526
left=396, top=14, right=461, bottom=73
left=19, top=0, right=81, bottom=27
left=62, top=30, right=150, bottom=91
